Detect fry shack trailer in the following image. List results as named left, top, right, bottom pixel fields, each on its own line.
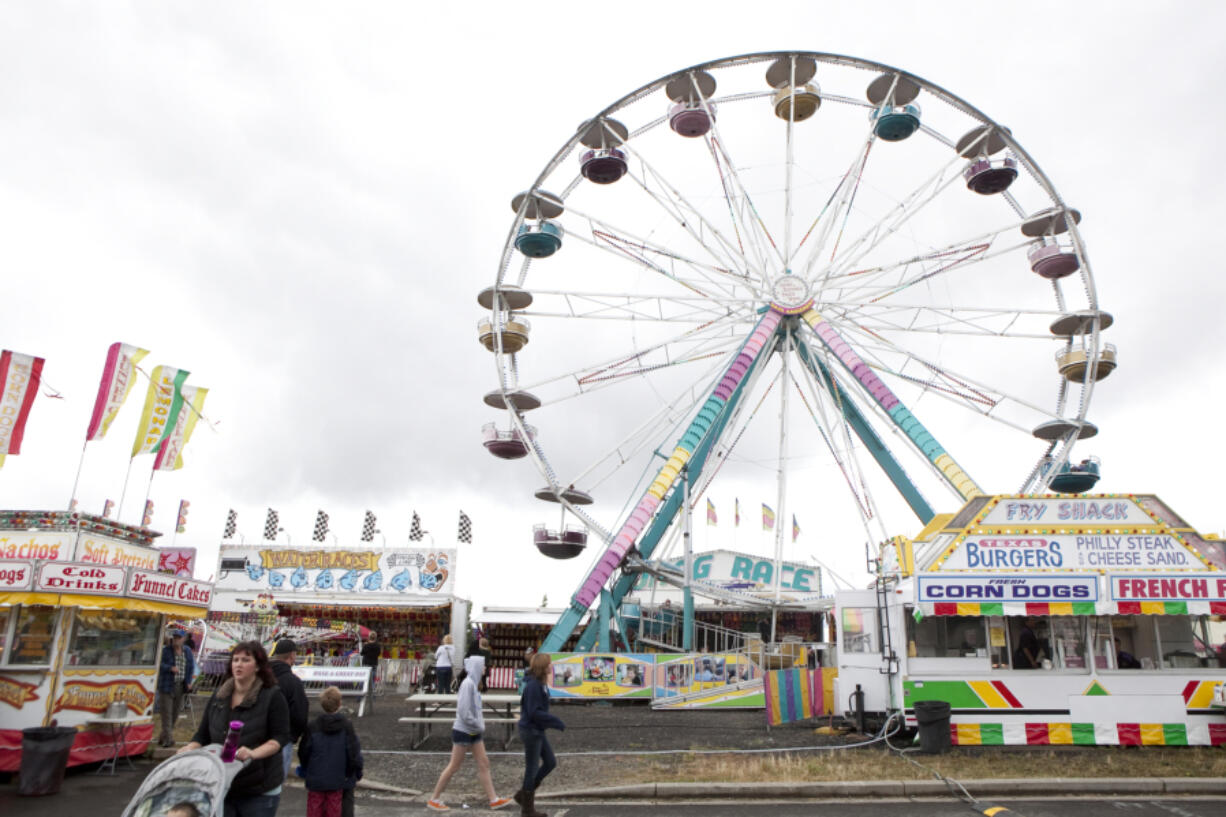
left=0, top=511, right=214, bottom=771
left=835, top=494, right=1226, bottom=746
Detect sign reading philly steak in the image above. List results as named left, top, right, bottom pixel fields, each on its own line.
left=941, top=534, right=1205, bottom=571
left=213, top=546, right=455, bottom=597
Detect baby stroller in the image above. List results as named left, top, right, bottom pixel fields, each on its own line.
left=121, top=745, right=248, bottom=817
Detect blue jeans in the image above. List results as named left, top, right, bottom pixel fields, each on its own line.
left=435, top=667, right=452, bottom=693
left=281, top=743, right=294, bottom=779
left=224, top=793, right=280, bottom=817
left=519, top=728, right=556, bottom=792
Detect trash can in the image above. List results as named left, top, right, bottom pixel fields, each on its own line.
left=18, top=726, right=76, bottom=796
left=913, top=700, right=951, bottom=754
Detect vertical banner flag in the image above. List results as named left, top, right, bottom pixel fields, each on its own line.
left=409, top=511, right=424, bottom=541
left=312, top=510, right=330, bottom=543
left=85, top=342, right=149, bottom=441
left=153, top=386, right=208, bottom=472
left=762, top=503, right=775, bottom=531
left=706, top=498, right=717, bottom=526
left=0, top=350, right=46, bottom=468
left=102, top=499, right=115, bottom=519
left=223, top=509, right=238, bottom=539
left=458, top=511, right=472, bottom=543
left=176, top=500, right=190, bottom=533
left=360, top=511, right=377, bottom=542
left=263, top=509, right=280, bottom=541
left=131, top=366, right=190, bottom=457
left=735, top=498, right=741, bottom=527
left=142, top=500, right=154, bottom=528
left=792, top=515, right=800, bottom=543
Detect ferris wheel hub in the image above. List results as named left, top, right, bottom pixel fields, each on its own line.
left=769, top=275, right=813, bottom=314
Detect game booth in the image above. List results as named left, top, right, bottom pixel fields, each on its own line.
left=835, top=494, right=1226, bottom=745
left=205, top=544, right=468, bottom=694
left=0, top=511, right=214, bottom=771
left=474, top=607, right=581, bottom=690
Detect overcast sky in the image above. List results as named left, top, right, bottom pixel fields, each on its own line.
left=2, top=2, right=1223, bottom=614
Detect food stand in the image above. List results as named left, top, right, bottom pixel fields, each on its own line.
left=207, top=544, right=468, bottom=670
left=835, top=494, right=1226, bottom=745
left=0, top=510, right=214, bottom=771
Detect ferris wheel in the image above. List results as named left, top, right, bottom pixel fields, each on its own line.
left=476, top=52, right=1116, bottom=650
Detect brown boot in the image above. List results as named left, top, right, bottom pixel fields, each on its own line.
left=513, top=790, right=527, bottom=807
left=522, top=790, right=547, bottom=817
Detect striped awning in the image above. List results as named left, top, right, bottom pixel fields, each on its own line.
left=919, top=600, right=1226, bottom=617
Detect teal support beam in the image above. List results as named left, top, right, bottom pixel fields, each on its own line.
left=793, top=335, right=935, bottom=524
left=569, top=325, right=778, bottom=651
left=682, top=587, right=694, bottom=651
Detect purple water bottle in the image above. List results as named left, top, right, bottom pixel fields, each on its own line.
left=220, top=720, right=243, bottom=762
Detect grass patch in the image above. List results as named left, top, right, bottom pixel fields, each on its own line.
left=639, top=746, right=1226, bottom=784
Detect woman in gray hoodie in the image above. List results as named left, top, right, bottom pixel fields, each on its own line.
left=426, top=655, right=513, bottom=812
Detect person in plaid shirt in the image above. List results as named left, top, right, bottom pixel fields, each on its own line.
left=157, top=629, right=195, bottom=747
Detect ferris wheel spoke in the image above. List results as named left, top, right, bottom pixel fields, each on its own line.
left=522, top=289, right=756, bottom=324
left=829, top=301, right=1060, bottom=340
left=832, top=319, right=1068, bottom=425
left=556, top=208, right=762, bottom=299
left=821, top=229, right=1030, bottom=306
left=810, top=150, right=969, bottom=286
left=516, top=311, right=749, bottom=398
left=702, top=127, right=788, bottom=274
left=616, top=148, right=766, bottom=285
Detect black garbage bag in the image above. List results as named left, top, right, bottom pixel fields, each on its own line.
left=19, top=726, right=76, bottom=796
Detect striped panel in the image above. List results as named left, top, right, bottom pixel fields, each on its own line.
left=923, top=602, right=1101, bottom=617
left=1185, top=681, right=1217, bottom=708
left=955, top=603, right=978, bottom=616
left=1047, top=602, right=1074, bottom=616
left=1211, top=602, right=1226, bottom=615
left=1047, top=722, right=1073, bottom=745
left=955, top=723, right=982, bottom=745
left=1072, top=723, right=1097, bottom=745
left=1094, top=722, right=1117, bottom=745
left=1140, top=723, right=1166, bottom=745
left=573, top=310, right=781, bottom=608
left=811, top=667, right=836, bottom=716
left=967, top=681, right=1011, bottom=709
left=1163, top=723, right=1188, bottom=746
left=763, top=668, right=812, bottom=726
left=1001, top=722, right=1028, bottom=745
left=801, top=309, right=980, bottom=499
left=1140, top=602, right=1166, bottom=615
left=1209, top=724, right=1226, bottom=746
left=1025, top=723, right=1050, bottom=745
left=486, top=667, right=515, bottom=689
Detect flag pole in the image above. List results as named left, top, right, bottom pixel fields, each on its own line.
left=142, top=466, right=157, bottom=524
left=68, top=439, right=88, bottom=510
left=116, top=456, right=136, bottom=519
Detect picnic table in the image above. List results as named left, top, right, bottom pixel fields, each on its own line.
left=400, top=692, right=521, bottom=750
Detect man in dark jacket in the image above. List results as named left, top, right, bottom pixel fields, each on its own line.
left=299, top=686, right=363, bottom=817
left=270, top=638, right=309, bottom=778
left=156, top=629, right=195, bottom=747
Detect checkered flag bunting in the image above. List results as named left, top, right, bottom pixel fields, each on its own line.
left=312, top=510, right=330, bottom=543
left=409, top=511, right=424, bottom=541
left=458, top=511, right=472, bottom=544
left=264, top=508, right=279, bottom=541
left=361, top=511, right=377, bottom=542
left=223, top=509, right=237, bottom=539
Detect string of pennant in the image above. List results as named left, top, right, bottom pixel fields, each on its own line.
left=218, top=508, right=476, bottom=544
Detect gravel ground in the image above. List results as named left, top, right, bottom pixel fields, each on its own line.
left=353, top=696, right=853, bottom=801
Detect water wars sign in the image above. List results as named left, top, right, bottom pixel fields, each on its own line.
left=917, top=573, right=1099, bottom=603
left=213, top=546, right=456, bottom=597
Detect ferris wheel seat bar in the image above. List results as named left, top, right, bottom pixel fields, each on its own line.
left=801, top=309, right=981, bottom=501
left=1056, top=345, right=1118, bottom=382
left=571, top=309, right=783, bottom=610
left=1027, top=241, right=1080, bottom=279
left=580, top=148, right=629, bottom=184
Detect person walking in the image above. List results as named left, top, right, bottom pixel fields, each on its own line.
left=180, top=640, right=291, bottom=817
left=434, top=635, right=455, bottom=693
left=269, top=639, right=309, bottom=779
left=157, top=629, right=196, bottom=747
left=298, top=686, right=363, bottom=817
left=514, top=652, right=565, bottom=817
left=473, top=637, right=493, bottom=692
left=426, top=656, right=513, bottom=812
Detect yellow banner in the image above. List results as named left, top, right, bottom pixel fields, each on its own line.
left=131, top=366, right=189, bottom=457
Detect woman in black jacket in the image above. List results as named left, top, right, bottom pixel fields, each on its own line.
left=181, top=640, right=291, bottom=817
left=514, top=652, right=565, bottom=817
